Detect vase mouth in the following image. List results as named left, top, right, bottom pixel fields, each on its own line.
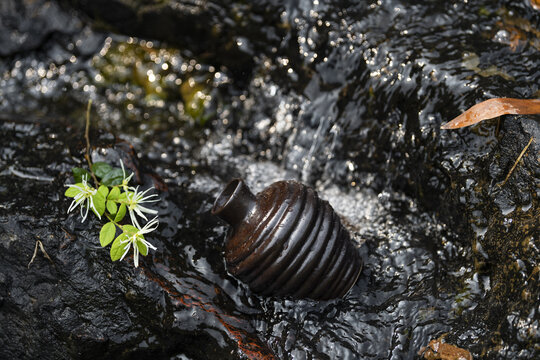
left=212, top=178, right=257, bottom=228
left=212, top=178, right=243, bottom=215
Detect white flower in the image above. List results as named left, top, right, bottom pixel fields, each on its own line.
left=119, top=160, right=134, bottom=192
left=125, top=186, right=159, bottom=228
left=66, top=175, right=100, bottom=222
left=119, top=217, right=159, bottom=267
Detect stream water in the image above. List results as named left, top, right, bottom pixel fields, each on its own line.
left=0, top=0, right=539, bottom=359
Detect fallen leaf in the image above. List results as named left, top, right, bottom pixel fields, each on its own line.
left=419, top=339, right=473, bottom=360
left=531, top=0, right=540, bottom=11
left=441, top=98, right=540, bottom=129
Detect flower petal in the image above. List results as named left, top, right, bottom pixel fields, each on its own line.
left=141, top=238, right=157, bottom=250
left=89, top=195, right=101, bottom=220
left=140, top=217, right=159, bottom=234
left=134, top=207, right=150, bottom=221
left=119, top=242, right=131, bottom=261
left=133, top=243, right=139, bottom=267
left=128, top=208, right=141, bottom=229
left=67, top=198, right=79, bottom=213
left=81, top=199, right=90, bottom=222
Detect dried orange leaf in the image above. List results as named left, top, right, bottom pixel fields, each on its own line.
left=441, top=98, right=540, bottom=129
left=419, top=339, right=472, bottom=360
left=531, top=0, right=540, bottom=11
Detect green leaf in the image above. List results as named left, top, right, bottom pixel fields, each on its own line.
left=114, top=203, right=127, bottom=222
left=99, top=222, right=116, bottom=247
left=92, top=191, right=106, bottom=217
left=97, top=185, right=109, bottom=198
left=101, top=168, right=124, bottom=186
left=137, top=239, right=148, bottom=256
left=72, top=167, right=91, bottom=183
left=65, top=185, right=82, bottom=198
left=123, top=224, right=139, bottom=235
left=106, top=200, right=118, bottom=214
left=117, top=191, right=128, bottom=200
left=91, top=162, right=113, bottom=179
left=108, top=186, right=120, bottom=200
left=110, top=234, right=127, bottom=261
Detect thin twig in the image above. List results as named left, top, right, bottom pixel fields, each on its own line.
left=84, top=100, right=99, bottom=186
left=495, top=117, right=501, bottom=138
left=500, top=136, right=534, bottom=187
left=526, top=266, right=539, bottom=282
left=28, top=240, right=54, bottom=268
left=28, top=240, right=39, bottom=268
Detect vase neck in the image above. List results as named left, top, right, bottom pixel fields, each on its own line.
left=212, top=179, right=256, bottom=228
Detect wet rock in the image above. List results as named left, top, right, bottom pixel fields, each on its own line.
left=0, top=0, right=83, bottom=56
left=441, top=115, right=540, bottom=356
left=58, top=0, right=288, bottom=81
left=1, top=0, right=539, bottom=358
left=0, top=122, right=253, bottom=359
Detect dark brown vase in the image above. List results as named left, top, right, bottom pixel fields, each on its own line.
left=212, top=179, right=363, bottom=300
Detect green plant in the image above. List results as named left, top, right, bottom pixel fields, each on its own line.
left=65, top=160, right=160, bottom=267
left=64, top=101, right=160, bottom=267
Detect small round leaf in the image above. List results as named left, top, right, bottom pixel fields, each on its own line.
left=99, top=222, right=116, bottom=247
left=115, top=203, right=127, bottom=222
left=72, top=168, right=91, bottom=183
left=91, top=162, right=113, bottom=179
left=108, top=187, right=120, bottom=200
left=110, top=234, right=127, bottom=261
left=101, top=168, right=124, bottom=186
left=117, top=191, right=128, bottom=200
left=92, top=192, right=106, bottom=217
left=65, top=186, right=81, bottom=198
left=137, top=239, right=148, bottom=256
left=97, top=185, right=109, bottom=198
left=106, top=200, right=118, bottom=215
left=123, top=225, right=139, bottom=235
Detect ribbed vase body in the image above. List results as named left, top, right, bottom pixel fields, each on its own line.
left=212, top=179, right=362, bottom=300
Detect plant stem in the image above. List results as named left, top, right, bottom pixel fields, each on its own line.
left=84, top=99, right=100, bottom=186
left=105, top=213, right=125, bottom=231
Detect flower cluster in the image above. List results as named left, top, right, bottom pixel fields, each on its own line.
left=65, top=175, right=99, bottom=222
left=65, top=161, right=160, bottom=267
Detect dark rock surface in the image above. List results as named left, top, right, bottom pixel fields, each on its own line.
left=0, top=0, right=539, bottom=359
left=0, top=122, right=269, bottom=359
left=0, top=0, right=82, bottom=56
left=58, top=0, right=288, bottom=81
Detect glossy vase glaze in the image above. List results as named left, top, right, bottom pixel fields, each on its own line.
left=212, top=179, right=363, bottom=300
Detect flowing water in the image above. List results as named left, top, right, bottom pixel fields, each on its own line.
left=0, top=0, right=539, bottom=359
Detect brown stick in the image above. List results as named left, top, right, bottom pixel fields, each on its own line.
left=84, top=100, right=99, bottom=186
left=500, top=136, right=534, bottom=186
